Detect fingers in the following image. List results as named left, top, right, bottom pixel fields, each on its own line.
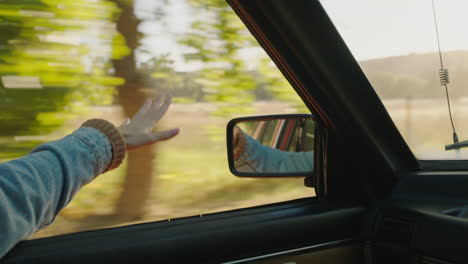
left=132, top=94, right=171, bottom=127
left=151, top=128, right=179, bottom=142
left=124, top=128, right=180, bottom=151
left=146, top=94, right=172, bottom=126
left=121, top=94, right=177, bottom=151
left=133, top=98, right=153, bottom=121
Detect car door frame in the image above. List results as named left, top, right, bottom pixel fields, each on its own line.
left=1, top=0, right=417, bottom=263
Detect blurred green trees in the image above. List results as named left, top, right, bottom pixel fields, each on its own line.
left=179, top=0, right=307, bottom=116
left=180, top=0, right=256, bottom=116
left=140, top=54, right=204, bottom=102
left=0, top=0, right=309, bottom=222
left=0, top=0, right=121, bottom=136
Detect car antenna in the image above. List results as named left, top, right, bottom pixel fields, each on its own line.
left=432, top=0, right=465, bottom=151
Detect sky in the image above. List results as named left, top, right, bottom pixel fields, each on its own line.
left=319, top=0, right=468, bottom=159
left=134, top=0, right=468, bottom=71
left=320, top=0, right=468, bottom=60
left=135, top=0, right=200, bottom=71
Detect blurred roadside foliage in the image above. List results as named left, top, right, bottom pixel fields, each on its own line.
left=140, top=54, right=204, bottom=103
left=0, top=0, right=123, bottom=136
left=0, top=0, right=313, bottom=225
left=179, top=0, right=308, bottom=116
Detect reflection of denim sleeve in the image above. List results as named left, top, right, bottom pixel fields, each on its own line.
left=235, top=132, right=313, bottom=173
left=0, top=127, right=112, bottom=258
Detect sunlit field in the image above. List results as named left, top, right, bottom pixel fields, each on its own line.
left=23, top=101, right=315, bottom=238
left=383, top=98, right=468, bottom=160
left=3, top=97, right=468, bottom=238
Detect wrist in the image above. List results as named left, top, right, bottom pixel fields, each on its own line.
left=81, top=119, right=126, bottom=172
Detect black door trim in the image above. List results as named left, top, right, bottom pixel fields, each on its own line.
left=223, top=238, right=360, bottom=264
left=3, top=200, right=366, bottom=264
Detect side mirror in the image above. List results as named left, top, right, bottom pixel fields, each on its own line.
left=226, top=114, right=315, bottom=178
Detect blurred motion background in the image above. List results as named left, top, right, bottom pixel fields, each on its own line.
left=0, top=0, right=313, bottom=238
left=3, top=0, right=468, bottom=238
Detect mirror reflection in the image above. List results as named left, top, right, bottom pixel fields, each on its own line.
left=231, top=117, right=315, bottom=175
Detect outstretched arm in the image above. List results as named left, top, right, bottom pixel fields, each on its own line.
left=0, top=124, right=117, bottom=257
left=0, top=95, right=178, bottom=258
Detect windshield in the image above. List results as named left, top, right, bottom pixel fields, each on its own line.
left=321, top=0, right=468, bottom=160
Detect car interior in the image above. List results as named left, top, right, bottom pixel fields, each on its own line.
left=2, top=0, right=468, bottom=263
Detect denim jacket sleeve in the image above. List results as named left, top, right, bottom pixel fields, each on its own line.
left=0, top=127, right=113, bottom=258
left=234, top=132, right=314, bottom=173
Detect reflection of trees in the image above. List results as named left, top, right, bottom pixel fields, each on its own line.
left=0, top=0, right=120, bottom=136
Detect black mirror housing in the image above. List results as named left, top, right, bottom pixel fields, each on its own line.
left=226, top=114, right=316, bottom=178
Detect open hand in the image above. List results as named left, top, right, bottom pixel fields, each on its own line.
left=119, top=94, right=179, bottom=151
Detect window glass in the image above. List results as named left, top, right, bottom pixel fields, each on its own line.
left=0, top=0, right=314, bottom=238
left=321, top=0, right=468, bottom=160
